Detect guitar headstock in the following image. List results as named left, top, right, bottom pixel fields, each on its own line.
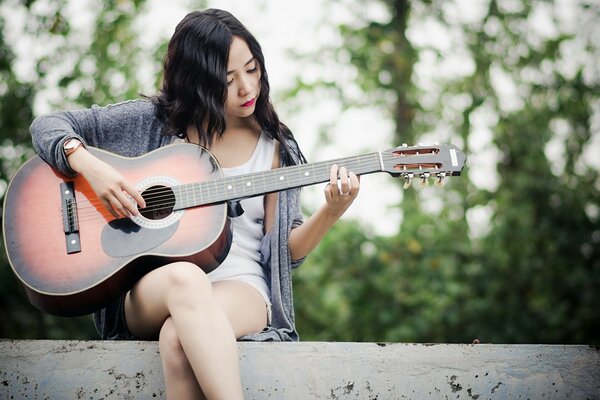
left=380, top=143, right=466, bottom=188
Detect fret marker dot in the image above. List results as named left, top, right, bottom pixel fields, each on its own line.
left=227, top=185, right=232, bottom=190
left=279, top=176, right=285, bottom=181
left=246, top=182, right=252, bottom=187
left=304, top=171, right=310, bottom=176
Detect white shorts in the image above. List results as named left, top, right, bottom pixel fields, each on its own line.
left=207, top=242, right=272, bottom=325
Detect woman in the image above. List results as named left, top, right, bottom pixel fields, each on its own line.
left=31, top=9, right=359, bottom=399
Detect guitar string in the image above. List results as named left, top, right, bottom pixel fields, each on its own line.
left=16, top=151, right=453, bottom=242
left=66, top=149, right=439, bottom=214
left=66, top=156, right=383, bottom=222
left=65, top=154, right=372, bottom=209
left=64, top=153, right=446, bottom=222
left=65, top=156, right=447, bottom=223
left=68, top=166, right=356, bottom=222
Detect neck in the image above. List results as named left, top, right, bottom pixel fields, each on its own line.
left=225, top=114, right=259, bottom=131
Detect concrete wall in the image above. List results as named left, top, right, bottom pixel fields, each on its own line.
left=1, top=340, right=598, bottom=399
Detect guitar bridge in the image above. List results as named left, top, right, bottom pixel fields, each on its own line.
left=60, top=182, right=81, bottom=254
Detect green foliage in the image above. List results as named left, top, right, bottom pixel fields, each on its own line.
left=0, top=0, right=598, bottom=345
left=294, top=0, right=599, bottom=345
left=0, top=0, right=150, bottom=339
left=295, top=214, right=477, bottom=343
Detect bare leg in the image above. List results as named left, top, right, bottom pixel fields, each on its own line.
left=159, top=317, right=206, bottom=400
left=124, top=262, right=268, bottom=400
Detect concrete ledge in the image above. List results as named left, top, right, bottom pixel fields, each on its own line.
left=1, top=340, right=598, bottom=399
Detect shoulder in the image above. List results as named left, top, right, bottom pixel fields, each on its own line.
left=96, top=99, right=156, bottom=116
left=91, top=99, right=163, bottom=133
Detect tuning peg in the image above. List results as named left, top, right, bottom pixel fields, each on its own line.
left=419, top=172, right=430, bottom=187
left=435, top=172, right=446, bottom=187
left=403, top=173, right=414, bottom=189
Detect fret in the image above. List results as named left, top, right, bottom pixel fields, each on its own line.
left=238, top=176, right=247, bottom=198
left=299, top=164, right=316, bottom=186
left=182, top=185, right=189, bottom=209
left=174, top=185, right=183, bottom=209
left=203, top=179, right=214, bottom=205
left=222, top=177, right=232, bottom=201
left=273, top=168, right=288, bottom=192
left=190, top=181, right=196, bottom=206
left=292, top=165, right=302, bottom=188
left=223, top=177, right=231, bottom=199
left=184, top=183, right=191, bottom=209
left=259, top=170, right=268, bottom=194
left=199, top=183, right=204, bottom=204
left=243, top=175, right=256, bottom=197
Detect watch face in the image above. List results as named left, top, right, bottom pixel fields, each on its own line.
left=64, top=139, right=82, bottom=155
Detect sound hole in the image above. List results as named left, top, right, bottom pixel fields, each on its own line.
left=140, top=185, right=176, bottom=220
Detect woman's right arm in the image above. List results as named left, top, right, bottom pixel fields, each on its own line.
left=30, top=109, right=94, bottom=177
left=66, top=147, right=145, bottom=218
left=30, top=108, right=145, bottom=217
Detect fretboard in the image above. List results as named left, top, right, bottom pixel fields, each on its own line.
left=173, top=152, right=382, bottom=210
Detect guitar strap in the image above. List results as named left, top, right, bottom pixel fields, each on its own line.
left=227, top=200, right=245, bottom=218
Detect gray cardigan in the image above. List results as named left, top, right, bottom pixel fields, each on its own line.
left=30, top=99, right=305, bottom=341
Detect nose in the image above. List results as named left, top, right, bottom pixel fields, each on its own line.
left=237, top=75, right=251, bottom=97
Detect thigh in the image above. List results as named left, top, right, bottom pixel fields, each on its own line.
left=212, top=280, right=269, bottom=339
left=124, top=262, right=208, bottom=339
left=124, top=264, right=267, bottom=340
left=124, top=270, right=172, bottom=340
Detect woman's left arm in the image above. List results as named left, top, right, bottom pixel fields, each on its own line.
left=288, top=165, right=360, bottom=261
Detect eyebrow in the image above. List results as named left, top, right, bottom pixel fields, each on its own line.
left=227, top=57, right=256, bottom=75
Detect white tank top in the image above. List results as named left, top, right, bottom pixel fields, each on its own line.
left=207, top=132, right=275, bottom=299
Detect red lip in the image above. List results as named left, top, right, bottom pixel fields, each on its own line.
left=241, top=98, right=256, bottom=108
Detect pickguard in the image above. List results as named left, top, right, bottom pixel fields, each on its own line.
left=101, top=218, right=179, bottom=257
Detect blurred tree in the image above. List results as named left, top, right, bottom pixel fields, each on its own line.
left=293, top=0, right=600, bottom=344
left=0, top=0, right=46, bottom=339
left=293, top=0, right=474, bottom=343
left=0, top=0, right=150, bottom=339
left=453, top=0, right=600, bottom=344
left=1, top=0, right=598, bottom=346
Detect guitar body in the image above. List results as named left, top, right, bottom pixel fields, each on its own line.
left=3, top=144, right=231, bottom=316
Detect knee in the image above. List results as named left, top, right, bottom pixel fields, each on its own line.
left=164, top=261, right=213, bottom=306
left=159, top=317, right=189, bottom=373
left=165, top=261, right=212, bottom=291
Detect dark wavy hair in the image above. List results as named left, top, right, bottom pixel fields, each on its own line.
left=152, top=8, right=305, bottom=165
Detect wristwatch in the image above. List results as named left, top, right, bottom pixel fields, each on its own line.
left=63, top=138, right=84, bottom=157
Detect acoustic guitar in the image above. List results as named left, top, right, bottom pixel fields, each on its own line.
left=2, top=143, right=465, bottom=316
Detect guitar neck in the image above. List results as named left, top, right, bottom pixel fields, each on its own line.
left=174, top=152, right=382, bottom=209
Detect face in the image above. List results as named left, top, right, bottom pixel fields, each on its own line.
left=224, top=36, right=261, bottom=121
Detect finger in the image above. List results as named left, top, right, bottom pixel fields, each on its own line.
left=324, top=183, right=334, bottom=201
left=123, top=181, right=146, bottom=210
left=120, top=185, right=144, bottom=216
left=338, top=166, right=350, bottom=195
left=329, top=164, right=339, bottom=196
left=114, top=190, right=139, bottom=217
left=100, top=198, right=120, bottom=219
left=349, top=172, right=360, bottom=195
left=109, top=196, right=130, bottom=218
